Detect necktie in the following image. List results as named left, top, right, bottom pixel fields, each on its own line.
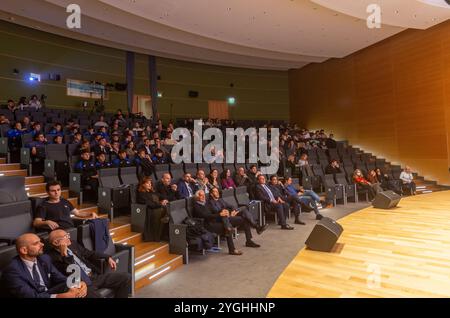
left=67, top=249, right=92, bottom=277
left=263, top=185, right=276, bottom=201
left=32, top=263, right=42, bottom=287
left=187, top=183, right=193, bottom=197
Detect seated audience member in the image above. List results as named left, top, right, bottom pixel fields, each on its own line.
left=47, top=229, right=131, bottom=298
left=27, top=133, right=47, bottom=160
left=95, top=152, right=112, bottom=169
left=400, top=166, right=416, bottom=195
left=75, top=139, right=91, bottom=156
left=48, top=123, right=63, bottom=136
left=0, top=114, right=10, bottom=125
left=246, top=164, right=261, bottom=199
left=209, top=187, right=263, bottom=246
left=28, top=95, right=42, bottom=110
left=255, top=175, right=294, bottom=230
left=352, top=169, right=377, bottom=201
left=75, top=150, right=99, bottom=197
left=125, top=141, right=136, bottom=158
left=92, top=137, right=111, bottom=156
left=325, top=159, right=342, bottom=175
left=33, top=181, right=98, bottom=231
left=94, top=115, right=109, bottom=128
left=298, top=153, right=309, bottom=167
left=84, top=126, right=96, bottom=141
left=234, top=167, right=251, bottom=188
left=221, top=169, right=236, bottom=189
left=196, top=169, right=214, bottom=195
left=367, top=170, right=383, bottom=194
left=375, top=168, right=402, bottom=195
left=135, top=149, right=154, bottom=177
left=71, top=132, right=82, bottom=144
left=110, top=141, right=121, bottom=158
left=52, top=135, right=63, bottom=145
left=21, top=116, right=31, bottom=131
left=283, top=177, right=324, bottom=221
left=285, top=155, right=297, bottom=176
left=326, top=134, right=337, bottom=149
left=152, top=148, right=169, bottom=164
left=112, top=150, right=133, bottom=167
left=155, top=172, right=180, bottom=202
left=7, top=121, right=24, bottom=152
left=139, top=138, right=153, bottom=156
left=0, top=233, right=86, bottom=298
left=177, top=173, right=197, bottom=199
left=268, top=176, right=304, bottom=225
left=18, top=96, right=28, bottom=110
left=207, top=169, right=222, bottom=190
left=7, top=99, right=17, bottom=112
left=192, top=190, right=241, bottom=255
left=137, top=177, right=169, bottom=241
left=29, top=122, right=42, bottom=137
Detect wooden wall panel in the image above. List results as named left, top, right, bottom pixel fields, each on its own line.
left=289, top=20, right=450, bottom=185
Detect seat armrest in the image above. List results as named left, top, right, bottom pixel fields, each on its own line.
left=0, top=237, right=14, bottom=245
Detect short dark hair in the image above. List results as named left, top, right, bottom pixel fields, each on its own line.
left=270, top=175, right=278, bottom=181
left=46, top=180, right=61, bottom=192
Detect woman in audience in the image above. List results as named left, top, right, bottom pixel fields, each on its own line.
left=125, top=141, right=137, bottom=158
left=352, top=169, right=377, bottom=201
left=208, top=169, right=222, bottom=190
left=28, top=95, right=42, bottom=110
left=400, top=166, right=416, bottom=195
left=298, top=153, right=309, bottom=167
left=7, top=99, right=17, bottom=112
left=221, top=169, right=236, bottom=189
left=136, top=177, right=169, bottom=241
left=367, top=170, right=383, bottom=194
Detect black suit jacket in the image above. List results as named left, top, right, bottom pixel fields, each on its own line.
left=155, top=181, right=181, bottom=202
left=46, top=241, right=110, bottom=278
left=193, top=201, right=221, bottom=225
left=255, top=184, right=280, bottom=211
left=0, top=255, right=67, bottom=298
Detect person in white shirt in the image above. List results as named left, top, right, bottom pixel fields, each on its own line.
left=28, top=95, right=42, bottom=110
left=399, top=166, right=416, bottom=195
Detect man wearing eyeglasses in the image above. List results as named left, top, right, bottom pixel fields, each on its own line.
left=46, top=229, right=131, bottom=298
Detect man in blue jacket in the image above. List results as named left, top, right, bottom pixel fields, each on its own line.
left=0, top=233, right=87, bottom=298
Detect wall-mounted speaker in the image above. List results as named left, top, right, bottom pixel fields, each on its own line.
left=188, top=90, right=199, bottom=98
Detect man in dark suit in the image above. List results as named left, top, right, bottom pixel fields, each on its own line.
left=92, top=137, right=111, bottom=156
left=268, top=175, right=305, bottom=225
left=177, top=173, right=197, bottom=199
left=47, top=229, right=131, bottom=298
left=156, top=173, right=181, bottom=202
left=192, top=190, right=242, bottom=255
left=255, top=175, right=294, bottom=230
left=0, top=233, right=86, bottom=298
left=208, top=187, right=262, bottom=247
left=135, top=149, right=155, bottom=177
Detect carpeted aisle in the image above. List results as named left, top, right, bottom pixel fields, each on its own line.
left=136, top=202, right=370, bottom=298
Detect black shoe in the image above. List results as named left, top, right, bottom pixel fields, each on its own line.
left=316, top=214, right=324, bottom=220
left=281, top=224, right=294, bottom=230
left=245, top=240, right=261, bottom=248
left=256, top=224, right=268, bottom=235
left=294, top=219, right=306, bottom=225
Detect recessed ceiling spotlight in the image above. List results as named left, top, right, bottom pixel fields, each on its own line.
left=395, top=10, right=399, bottom=14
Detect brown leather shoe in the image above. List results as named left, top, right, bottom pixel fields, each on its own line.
left=229, top=249, right=243, bottom=255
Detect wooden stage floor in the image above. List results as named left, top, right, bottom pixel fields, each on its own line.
left=267, top=191, right=450, bottom=298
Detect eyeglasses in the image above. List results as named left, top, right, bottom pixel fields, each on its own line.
left=55, top=233, right=70, bottom=242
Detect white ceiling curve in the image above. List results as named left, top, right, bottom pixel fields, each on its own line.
left=0, top=0, right=448, bottom=70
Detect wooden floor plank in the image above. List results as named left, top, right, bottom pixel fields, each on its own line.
left=267, top=191, right=450, bottom=298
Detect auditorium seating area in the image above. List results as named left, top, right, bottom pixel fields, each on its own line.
left=0, top=99, right=448, bottom=297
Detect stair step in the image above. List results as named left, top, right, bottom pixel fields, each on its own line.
left=0, top=169, right=27, bottom=177
left=112, top=232, right=142, bottom=246
left=135, top=254, right=183, bottom=290
left=109, top=223, right=131, bottom=239
left=25, top=183, right=47, bottom=195
left=25, top=176, right=45, bottom=185
left=134, top=242, right=170, bottom=270
left=78, top=205, right=98, bottom=215
left=0, top=163, right=21, bottom=171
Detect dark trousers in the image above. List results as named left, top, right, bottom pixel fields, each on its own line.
left=206, top=216, right=252, bottom=252
left=267, top=202, right=289, bottom=226
left=403, top=182, right=416, bottom=194
left=285, top=196, right=301, bottom=218
left=87, top=272, right=131, bottom=298
left=357, top=183, right=376, bottom=200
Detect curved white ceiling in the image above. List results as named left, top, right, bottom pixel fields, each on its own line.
left=0, top=0, right=449, bottom=70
